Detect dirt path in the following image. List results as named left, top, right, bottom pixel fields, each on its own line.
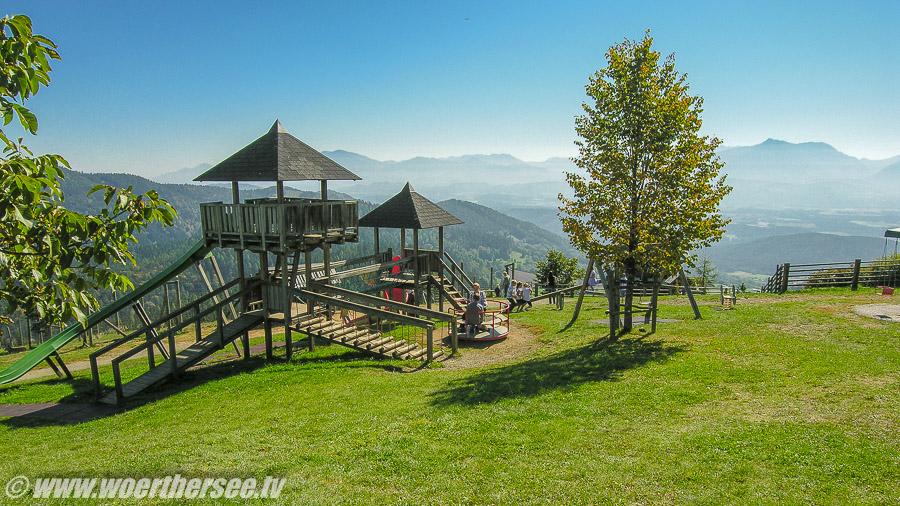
left=434, top=320, right=540, bottom=371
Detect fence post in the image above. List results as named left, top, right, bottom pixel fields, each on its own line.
left=851, top=259, right=861, bottom=291
left=781, top=263, right=790, bottom=294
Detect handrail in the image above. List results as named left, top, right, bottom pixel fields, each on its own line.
left=295, top=288, right=435, bottom=329
left=530, top=285, right=579, bottom=302
left=91, top=279, right=257, bottom=398
left=89, top=278, right=243, bottom=361
left=103, top=284, right=254, bottom=402
left=110, top=286, right=248, bottom=367
left=199, top=200, right=359, bottom=240
left=442, top=252, right=474, bottom=291
left=437, top=255, right=472, bottom=299
left=305, top=282, right=453, bottom=324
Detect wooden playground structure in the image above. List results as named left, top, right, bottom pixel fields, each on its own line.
left=0, top=121, right=490, bottom=405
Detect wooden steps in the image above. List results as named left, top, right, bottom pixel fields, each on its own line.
left=430, top=275, right=464, bottom=310
left=100, top=313, right=263, bottom=404
left=292, top=316, right=437, bottom=362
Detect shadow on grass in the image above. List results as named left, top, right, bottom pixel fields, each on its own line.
left=0, top=340, right=403, bottom=427
left=429, top=335, right=683, bottom=406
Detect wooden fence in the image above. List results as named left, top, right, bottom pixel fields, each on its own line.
left=760, top=258, right=900, bottom=293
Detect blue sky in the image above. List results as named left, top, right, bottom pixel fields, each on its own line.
left=4, top=1, right=899, bottom=177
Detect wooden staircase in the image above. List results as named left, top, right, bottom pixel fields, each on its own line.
left=99, top=313, right=263, bottom=405
left=430, top=275, right=464, bottom=310
left=292, top=314, right=441, bottom=361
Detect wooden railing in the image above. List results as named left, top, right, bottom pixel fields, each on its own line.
left=296, top=282, right=456, bottom=359
left=760, top=258, right=900, bottom=293
left=440, top=252, right=473, bottom=298
left=199, top=199, right=359, bottom=250
left=89, top=278, right=260, bottom=399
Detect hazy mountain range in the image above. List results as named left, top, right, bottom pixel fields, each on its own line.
left=134, top=139, right=900, bottom=286
left=154, top=139, right=900, bottom=210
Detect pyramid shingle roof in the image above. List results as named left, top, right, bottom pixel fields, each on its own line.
left=359, top=183, right=463, bottom=230
left=195, top=120, right=360, bottom=182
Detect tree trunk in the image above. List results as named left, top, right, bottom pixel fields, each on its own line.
left=623, top=263, right=635, bottom=331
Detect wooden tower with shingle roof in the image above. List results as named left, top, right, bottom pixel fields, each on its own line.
left=195, top=120, right=361, bottom=360
left=360, top=183, right=463, bottom=311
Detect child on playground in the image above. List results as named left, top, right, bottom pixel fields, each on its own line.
left=469, top=282, right=487, bottom=309
left=513, top=282, right=525, bottom=312
left=522, top=283, right=532, bottom=311
left=506, top=279, right=517, bottom=311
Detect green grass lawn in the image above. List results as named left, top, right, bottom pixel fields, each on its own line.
left=1, top=289, right=898, bottom=504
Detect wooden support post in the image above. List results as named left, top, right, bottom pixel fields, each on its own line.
left=651, top=283, right=659, bottom=334
left=781, top=263, right=791, bottom=294
left=679, top=269, right=702, bottom=320
left=426, top=253, right=432, bottom=309
left=91, top=356, right=101, bottom=398
left=324, top=243, right=331, bottom=282
left=290, top=252, right=301, bottom=288
left=305, top=250, right=315, bottom=352
left=43, top=354, right=64, bottom=379
left=438, top=226, right=444, bottom=312
left=426, top=326, right=434, bottom=362
left=374, top=227, right=380, bottom=256
left=217, top=306, right=225, bottom=349
left=851, top=259, right=861, bottom=291
left=53, top=352, right=72, bottom=380
left=282, top=253, right=292, bottom=361
left=413, top=229, right=420, bottom=305
left=194, top=303, right=201, bottom=342
left=260, top=252, right=273, bottom=359
left=277, top=181, right=286, bottom=253
left=113, top=290, right=121, bottom=329
left=305, top=250, right=313, bottom=315
left=146, top=324, right=155, bottom=369
left=168, top=329, right=178, bottom=379
left=400, top=228, right=406, bottom=256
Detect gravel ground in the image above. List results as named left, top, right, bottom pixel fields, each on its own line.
left=852, top=303, right=900, bottom=322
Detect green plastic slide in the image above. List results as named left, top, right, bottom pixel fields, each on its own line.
left=0, top=240, right=213, bottom=385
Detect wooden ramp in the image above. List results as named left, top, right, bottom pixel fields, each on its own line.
left=100, top=314, right=263, bottom=405
left=292, top=315, right=442, bottom=362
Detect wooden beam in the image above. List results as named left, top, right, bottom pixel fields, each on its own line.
left=679, top=269, right=701, bottom=320
left=566, top=257, right=595, bottom=327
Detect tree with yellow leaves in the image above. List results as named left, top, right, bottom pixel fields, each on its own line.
left=559, top=32, right=731, bottom=332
